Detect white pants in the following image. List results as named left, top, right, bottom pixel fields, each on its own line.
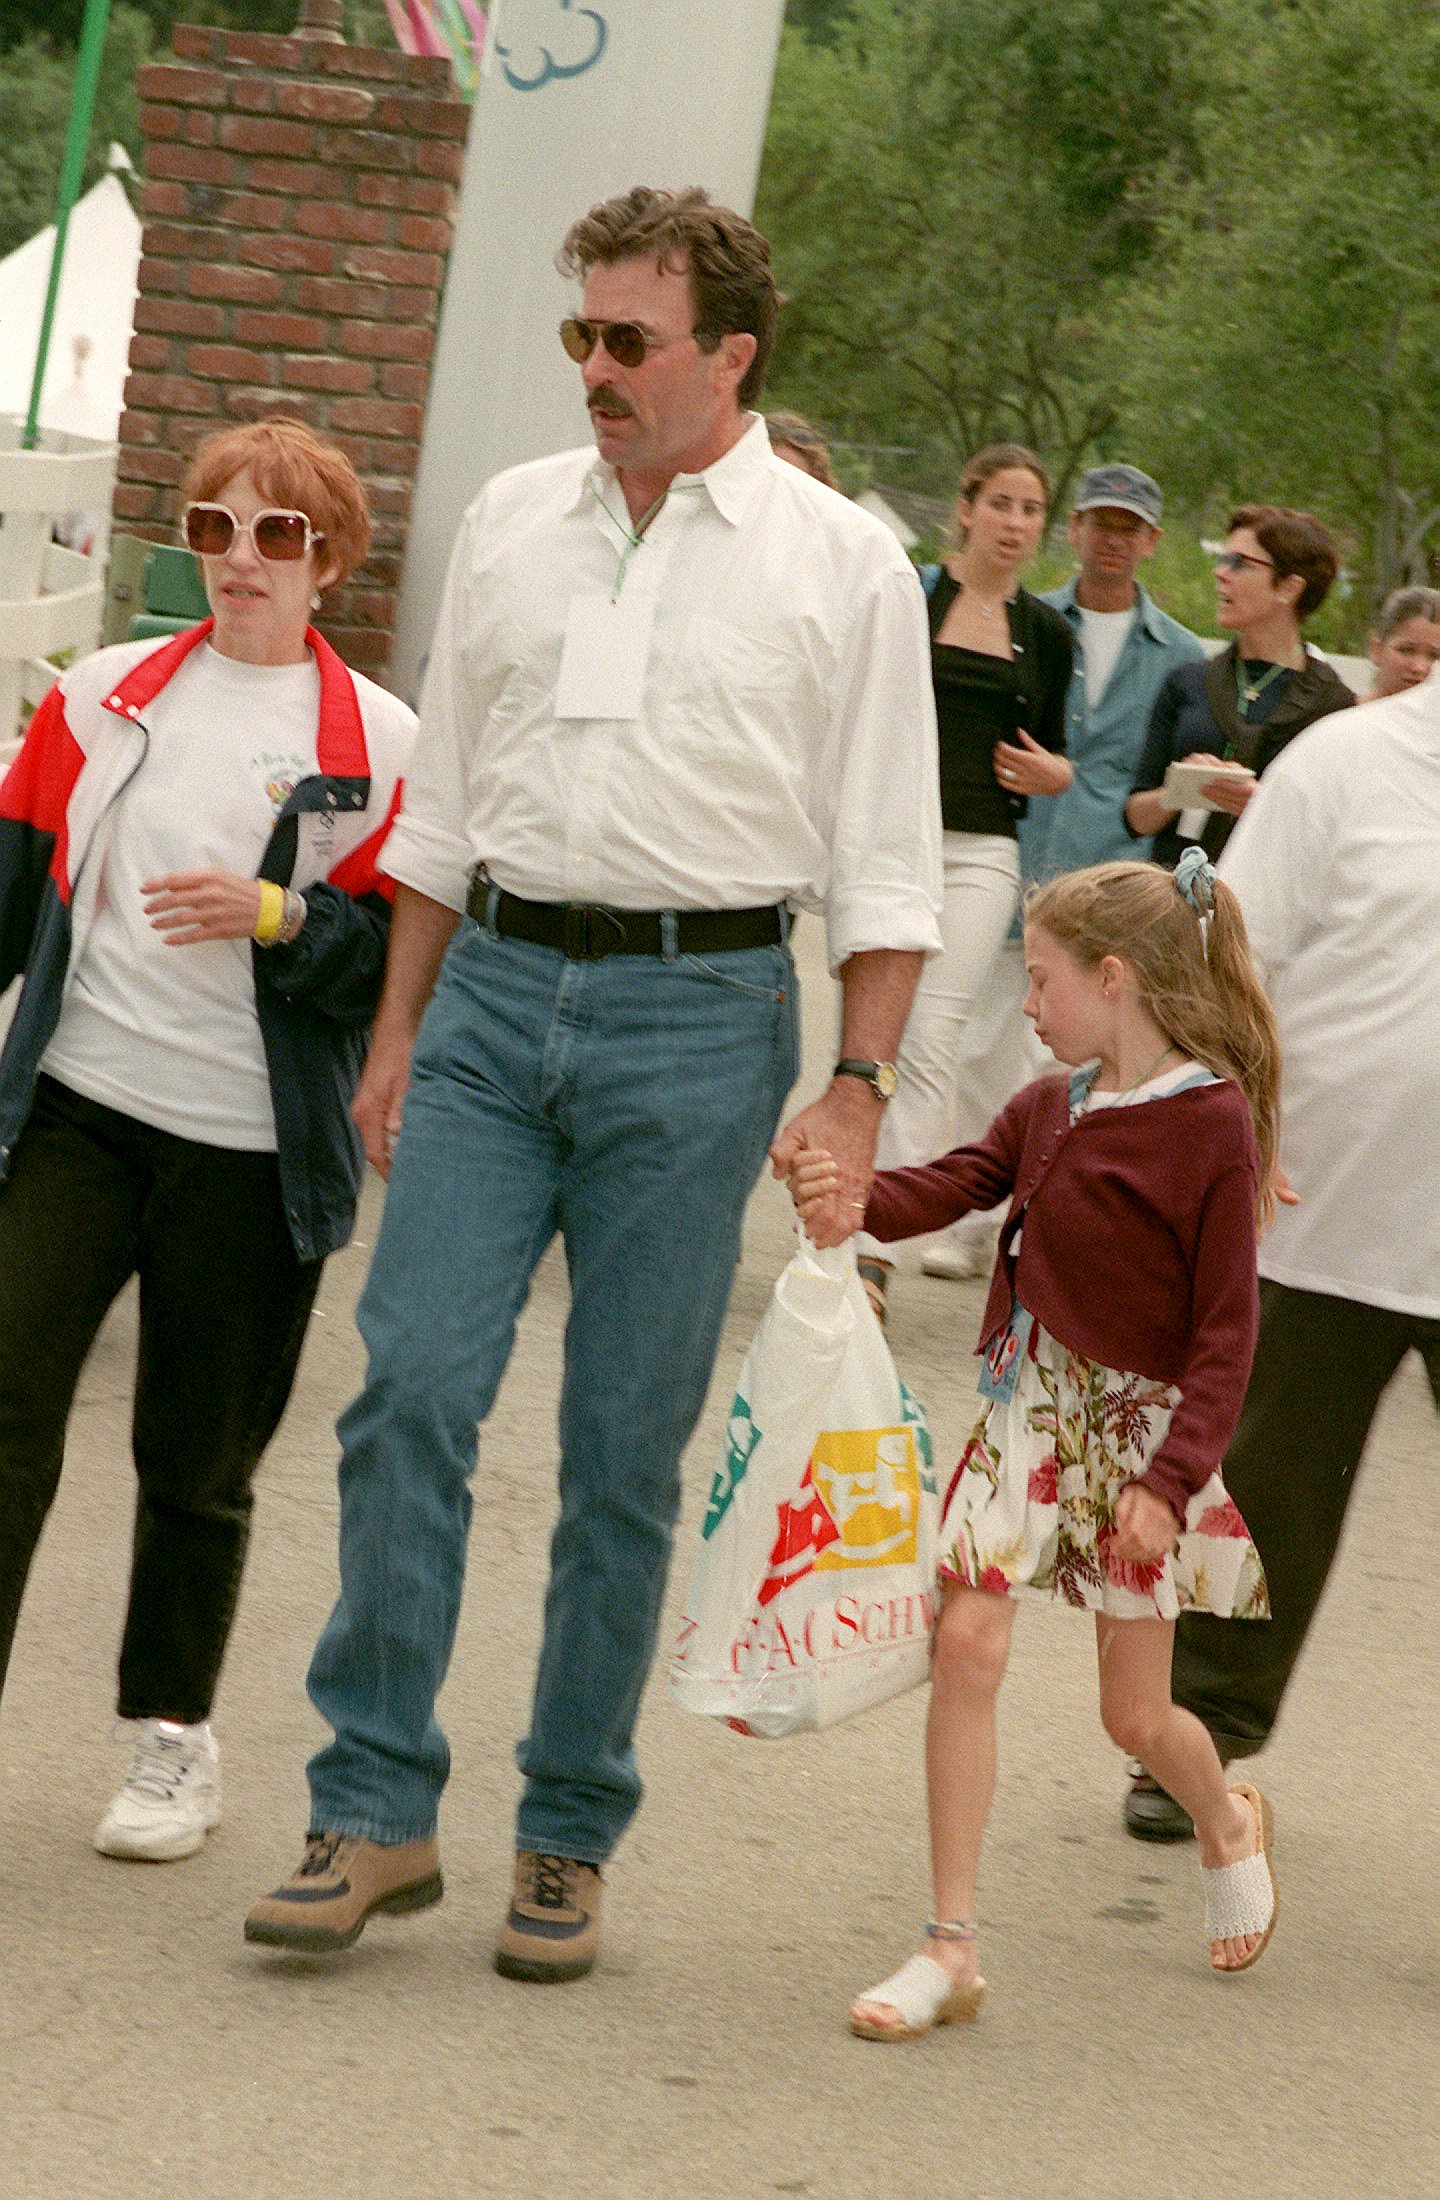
left=858, top=831, right=1020, bottom=1262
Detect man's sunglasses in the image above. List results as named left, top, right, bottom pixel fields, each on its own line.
left=1214, top=550, right=1276, bottom=574
left=183, top=503, right=324, bottom=563
left=559, top=317, right=691, bottom=369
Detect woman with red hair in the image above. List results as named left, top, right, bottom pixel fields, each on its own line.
left=0, top=418, right=413, bottom=1864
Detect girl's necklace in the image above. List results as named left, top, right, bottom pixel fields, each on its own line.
left=1111, top=1042, right=1181, bottom=1098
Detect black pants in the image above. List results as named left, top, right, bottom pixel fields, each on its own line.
left=1173, top=1280, right=1440, bottom=1761
left=0, top=1078, right=322, bottom=1724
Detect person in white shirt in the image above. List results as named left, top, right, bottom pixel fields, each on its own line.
left=246, top=186, right=944, bottom=1979
left=0, top=420, right=414, bottom=1865
left=1123, top=671, right=1440, bottom=1839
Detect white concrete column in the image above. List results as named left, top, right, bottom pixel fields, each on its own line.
left=390, top=0, right=787, bottom=702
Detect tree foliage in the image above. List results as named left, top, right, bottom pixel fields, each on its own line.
left=1112, top=0, right=1440, bottom=602
left=763, top=0, right=1440, bottom=614
left=0, top=6, right=150, bottom=260
left=759, top=0, right=1211, bottom=509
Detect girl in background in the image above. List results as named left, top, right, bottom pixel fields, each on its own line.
left=1367, top=584, right=1440, bottom=697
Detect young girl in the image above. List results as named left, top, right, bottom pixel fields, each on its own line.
left=791, top=853, right=1281, bottom=2039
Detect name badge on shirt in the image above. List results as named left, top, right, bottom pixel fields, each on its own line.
left=554, top=592, right=657, bottom=721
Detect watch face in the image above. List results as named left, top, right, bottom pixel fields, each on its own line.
left=875, top=1061, right=899, bottom=1099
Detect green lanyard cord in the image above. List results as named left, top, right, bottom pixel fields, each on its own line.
left=589, top=479, right=703, bottom=600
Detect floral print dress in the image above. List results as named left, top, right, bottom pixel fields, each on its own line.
left=937, top=1062, right=1269, bottom=1622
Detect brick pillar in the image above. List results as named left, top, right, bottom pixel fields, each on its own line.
left=117, top=27, right=471, bottom=683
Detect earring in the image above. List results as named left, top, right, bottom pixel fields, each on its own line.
left=310, top=591, right=322, bottom=611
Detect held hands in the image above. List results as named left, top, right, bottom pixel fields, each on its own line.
left=784, top=1145, right=852, bottom=1241
left=142, top=870, right=264, bottom=944
left=993, top=729, right=1073, bottom=798
left=769, top=1080, right=881, bottom=1248
left=1112, top=1483, right=1182, bottom=1567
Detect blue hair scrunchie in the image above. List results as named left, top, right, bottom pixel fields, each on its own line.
left=1174, top=845, right=1217, bottom=916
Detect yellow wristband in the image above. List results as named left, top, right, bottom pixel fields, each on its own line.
left=254, top=879, right=286, bottom=945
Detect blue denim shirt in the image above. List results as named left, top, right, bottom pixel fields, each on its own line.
left=1020, top=578, right=1206, bottom=883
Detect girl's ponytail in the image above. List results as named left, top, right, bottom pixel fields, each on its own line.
left=1027, top=857, right=1283, bottom=1223
left=1189, top=876, right=1282, bottom=1225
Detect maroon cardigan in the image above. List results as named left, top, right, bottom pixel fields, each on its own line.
left=865, top=1075, right=1261, bottom=1517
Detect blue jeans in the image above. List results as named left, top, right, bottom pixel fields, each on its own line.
left=306, top=919, right=798, bottom=1860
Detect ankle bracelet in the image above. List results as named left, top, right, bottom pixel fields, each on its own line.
left=926, top=1918, right=977, bottom=1941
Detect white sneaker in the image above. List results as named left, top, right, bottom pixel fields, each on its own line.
left=94, top=1719, right=222, bottom=1861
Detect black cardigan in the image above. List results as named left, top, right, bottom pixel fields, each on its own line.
left=921, top=564, right=1073, bottom=830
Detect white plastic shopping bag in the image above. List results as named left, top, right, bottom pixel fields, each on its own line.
left=669, top=1236, right=939, bottom=1737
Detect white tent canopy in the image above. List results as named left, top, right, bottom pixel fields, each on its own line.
left=0, top=158, right=140, bottom=438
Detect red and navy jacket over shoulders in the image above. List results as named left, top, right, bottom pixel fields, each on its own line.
left=0, top=621, right=415, bottom=1260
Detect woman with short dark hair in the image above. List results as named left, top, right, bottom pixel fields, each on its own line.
left=1125, top=503, right=1353, bottom=867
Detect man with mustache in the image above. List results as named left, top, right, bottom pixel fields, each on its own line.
left=245, top=187, right=943, bottom=1981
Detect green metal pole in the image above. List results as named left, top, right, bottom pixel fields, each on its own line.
left=21, top=0, right=115, bottom=450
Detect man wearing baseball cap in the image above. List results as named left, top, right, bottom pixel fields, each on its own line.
left=1024, top=463, right=1206, bottom=882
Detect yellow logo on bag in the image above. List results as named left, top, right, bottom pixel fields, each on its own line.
left=810, top=1427, right=920, bottom=1570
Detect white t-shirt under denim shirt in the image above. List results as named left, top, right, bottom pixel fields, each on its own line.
left=1077, top=605, right=1136, bottom=712
left=43, top=644, right=319, bottom=1149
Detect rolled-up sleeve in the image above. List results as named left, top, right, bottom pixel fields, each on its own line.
left=380, top=506, right=486, bottom=913
left=822, top=560, right=944, bottom=972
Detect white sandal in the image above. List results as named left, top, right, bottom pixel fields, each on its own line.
left=850, top=1922, right=986, bottom=2041
left=1202, top=1783, right=1278, bottom=1973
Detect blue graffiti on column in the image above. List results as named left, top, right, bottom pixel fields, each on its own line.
left=496, top=2, right=608, bottom=91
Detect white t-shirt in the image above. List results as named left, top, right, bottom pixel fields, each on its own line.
left=43, top=644, right=320, bottom=1149
left=1077, top=605, right=1135, bottom=711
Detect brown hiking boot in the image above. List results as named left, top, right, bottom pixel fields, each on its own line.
left=494, top=1850, right=602, bottom=1982
left=244, top=1831, right=442, bottom=1952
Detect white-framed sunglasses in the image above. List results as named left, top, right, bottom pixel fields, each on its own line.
left=183, top=502, right=325, bottom=563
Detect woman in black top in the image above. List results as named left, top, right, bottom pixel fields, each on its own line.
left=856, top=444, right=1073, bottom=1320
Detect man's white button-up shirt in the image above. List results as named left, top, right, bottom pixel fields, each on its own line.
left=383, top=414, right=944, bottom=972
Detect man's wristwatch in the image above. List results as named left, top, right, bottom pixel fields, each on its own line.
left=834, top=1057, right=898, bottom=1101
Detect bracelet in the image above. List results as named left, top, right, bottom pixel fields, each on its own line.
left=253, top=879, right=285, bottom=945
left=254, top=884, right=307, bottom=948
left=277, top=888, right=307, bottom=945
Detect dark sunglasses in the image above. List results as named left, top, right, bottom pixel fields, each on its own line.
left=183, top=503, right=324, bottom=563
left=1214, top=550, right=1276, bottom=574
left=559, top=316, right=690, bottom=369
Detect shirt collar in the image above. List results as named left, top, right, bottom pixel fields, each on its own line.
left=1055, top=575, right=1168, bottom=643
left=570, top=411, right=771, bottom=530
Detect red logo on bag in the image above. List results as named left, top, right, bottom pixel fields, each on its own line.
left=757, top=1464, right=840, bottom=1605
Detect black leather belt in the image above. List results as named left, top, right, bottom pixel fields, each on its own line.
left=466, top=875, right=786, bottom=961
